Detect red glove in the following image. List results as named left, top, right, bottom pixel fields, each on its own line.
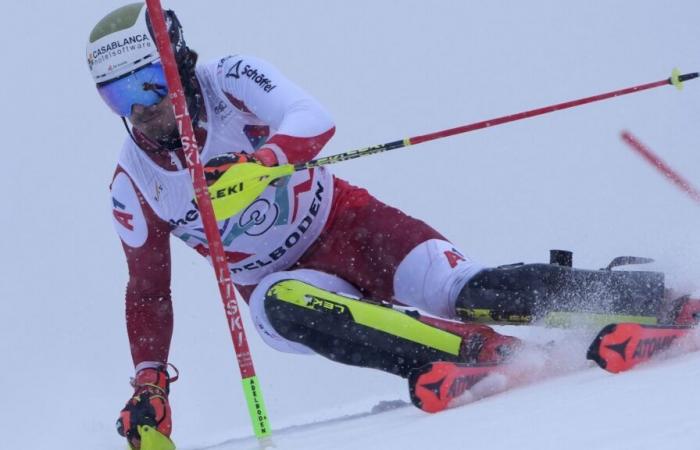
left=251, top=147, right=279, bottom=167
left=116, top=366, right=178, bottom=449
left=204, top=149, right=278, bottom=186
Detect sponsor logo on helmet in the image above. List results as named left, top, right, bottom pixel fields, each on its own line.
left=89, top=34, right=153, bottom=74
left=226, top=60, right=277, bottom=93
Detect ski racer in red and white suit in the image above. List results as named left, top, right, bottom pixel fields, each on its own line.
left=110, top=54, right=489, bottom=368
left=91, top=4, right=522, bottom=447
left=91, top=7, right=694, bottom=446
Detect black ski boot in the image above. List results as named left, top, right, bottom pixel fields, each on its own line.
left=455, top=250, right=665, bottom=326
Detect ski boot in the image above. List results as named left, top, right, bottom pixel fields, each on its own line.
left=659, top=290, right=700, bottom=326
left=456, top=250, right=665, bottom=327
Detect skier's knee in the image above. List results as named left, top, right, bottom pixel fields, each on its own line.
left=393, top=239, right=484, bottom=317
left=247, top=275, right=316, bottom=355
left=263, top=281, right=297, bottom=339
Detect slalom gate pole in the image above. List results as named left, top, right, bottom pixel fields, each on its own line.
left=145, top=0, right=271, bottom=438
left=295, top=70, right=698, bottom=171
left=621, top=130, right=700, bottom=205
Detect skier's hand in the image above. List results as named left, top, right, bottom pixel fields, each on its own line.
left=116, top=367, right=175, bottom=449
left=204, top=150, right=276, bottom=186
left=250, top=147, right=278, bottom=166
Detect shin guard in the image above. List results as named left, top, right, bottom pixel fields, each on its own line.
left=264, top=280, right=519, bottom=377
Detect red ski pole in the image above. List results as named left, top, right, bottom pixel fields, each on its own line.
left=205, top=70, right=699, bottom=221
left=300, top=70, right=698, bottom=169
left=145, top=0, right=271, bottom=439
left=621, top=130, right=700, bottom=205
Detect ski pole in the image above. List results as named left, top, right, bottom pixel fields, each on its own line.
left=208, top=70, right=698, bottom=220
left=621, top=130, right=700, bottom=205
left=146, top=0, right=271, bottom=440
left=299, top=69, right=698, bottom=170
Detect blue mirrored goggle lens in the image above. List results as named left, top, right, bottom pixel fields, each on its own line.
left=97, top=62, right=168, bottom=117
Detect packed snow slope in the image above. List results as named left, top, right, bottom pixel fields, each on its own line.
left=202, top=349, right=700, bottom=450
left=1, top=1, right=699, bottom=449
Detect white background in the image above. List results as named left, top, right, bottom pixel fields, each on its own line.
left=1, top=1, right=699, bottom=448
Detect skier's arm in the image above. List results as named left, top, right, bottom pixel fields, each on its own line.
left=217, top=55, right=335, bottom=164
left=111, top=168, right=173, bottom=368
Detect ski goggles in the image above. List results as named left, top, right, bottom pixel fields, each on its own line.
left=97, top=61, right=169, bottom=117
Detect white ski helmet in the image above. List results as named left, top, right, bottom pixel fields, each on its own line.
left=87, top=3, right=195, bottom=117
left=86, top=3, right=158, bottom=85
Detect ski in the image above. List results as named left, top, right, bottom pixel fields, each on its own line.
left=408, top=361, right=515, bottom=413
left=587, top=323, right=699, bottom=373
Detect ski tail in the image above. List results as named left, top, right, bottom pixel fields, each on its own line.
left=587, top=323, right=695, bottom=373
left=408, top=362, right=507, bottom=413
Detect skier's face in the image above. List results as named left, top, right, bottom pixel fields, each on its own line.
left=130, top=95, right=177, bottom=142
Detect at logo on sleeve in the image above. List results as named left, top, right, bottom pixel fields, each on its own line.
left=444, top=248, right=467, bottom=268
left=111, top=172, right=148, bottom=248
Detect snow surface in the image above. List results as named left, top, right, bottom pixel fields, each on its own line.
left=2, top=1, right=700, bottom=449
left=202, top=349, right=700, bottom=450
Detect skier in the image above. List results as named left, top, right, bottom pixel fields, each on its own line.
left=87, top=3, right=687, bottom=448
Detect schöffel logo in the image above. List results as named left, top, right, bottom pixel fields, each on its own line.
left=226, top=60, right=277, bottom=93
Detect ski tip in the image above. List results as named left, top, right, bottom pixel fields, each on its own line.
left=409, top=362, right=460, bottom=413
left=586, top=323, right=620, bottom=370
left=407, top=363, right=433, bottom=412
left=408, top=362, right=503, bottom=413
left=587, top=322, right=692, bottom=374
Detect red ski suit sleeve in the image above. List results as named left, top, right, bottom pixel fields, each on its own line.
left=112, top=167, right=174, bottom=366
left=113, top=166, right=261, bottom=367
